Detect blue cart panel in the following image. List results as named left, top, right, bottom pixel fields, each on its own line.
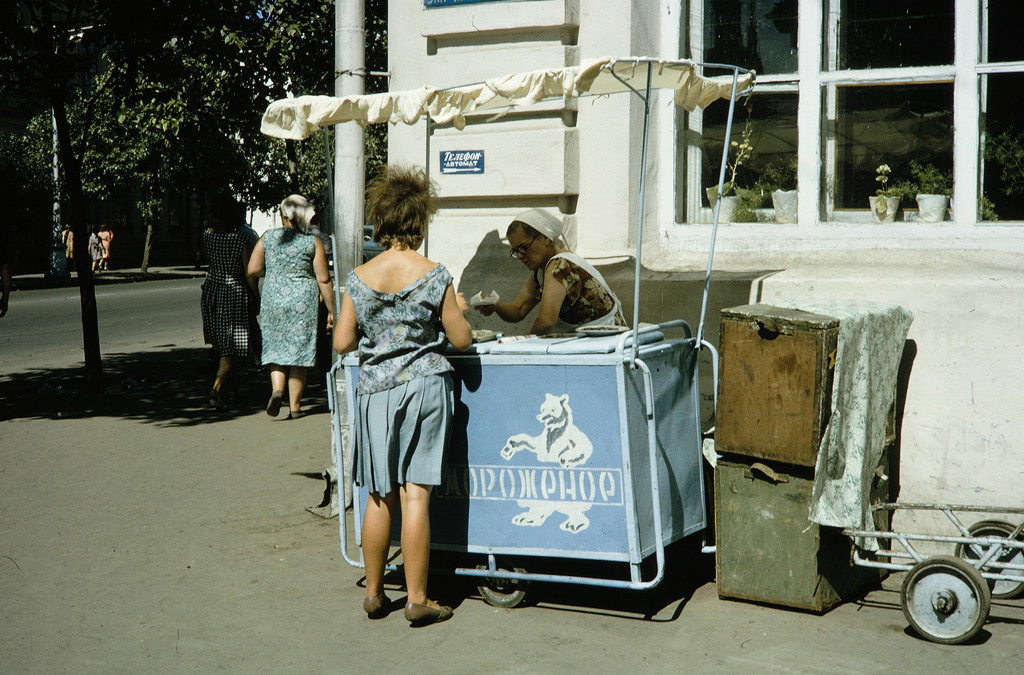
left=340, top=329, right=706, bottom=580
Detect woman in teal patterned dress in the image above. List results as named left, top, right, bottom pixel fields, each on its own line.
left=247, top=194, right=334, bottom=418
left=334, top=165, right=472, bottom=626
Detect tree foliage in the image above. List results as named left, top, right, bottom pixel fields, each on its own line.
left=0, top=0, right=388, bottom=388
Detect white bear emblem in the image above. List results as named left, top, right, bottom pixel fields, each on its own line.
left=500, top=393, right=594, bottom=533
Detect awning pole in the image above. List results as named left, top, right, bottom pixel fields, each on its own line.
left=695, top=67, right=741, bottom=349
left=630, top=65, right=654, bottom=366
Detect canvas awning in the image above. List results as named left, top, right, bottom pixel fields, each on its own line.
left=260, top=57, right=755, bottom=140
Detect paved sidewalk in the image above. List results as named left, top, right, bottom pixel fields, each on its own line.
left=1, top=289, right=1022, bottom=672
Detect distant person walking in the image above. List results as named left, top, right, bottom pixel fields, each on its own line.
left=97, top=224, right=114, bottom=271
left=201, top=196, right=253, bottom=410
left=88, top=226, right=104, bottom=272
left=246, top=194, right=334, bottom=419
left=61, top=225, right=74, bottom=270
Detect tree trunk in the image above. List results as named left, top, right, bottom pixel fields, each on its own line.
left=52, top=100, right=104, bottom=393
left=140, top=222, right=154, bottom=272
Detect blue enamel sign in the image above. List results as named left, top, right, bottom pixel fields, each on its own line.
left=440, top=150, right=485, bottom=175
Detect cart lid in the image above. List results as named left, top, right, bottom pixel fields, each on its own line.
left=260, top=57, right=754, bottom=140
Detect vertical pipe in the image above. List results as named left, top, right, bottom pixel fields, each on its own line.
left=334, top=0, right=365, bottom=296
left=630, top=66, right=654, bottom=366
left=323, top=127, right=340, bottom=317
left=424, top=115, right=432, bottom=259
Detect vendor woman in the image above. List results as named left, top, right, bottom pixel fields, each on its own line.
left=477, top=208, right=626, bottom=334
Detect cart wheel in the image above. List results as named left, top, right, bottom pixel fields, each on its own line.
left=954, top=519, right=1024, bottom=599
left=476, top=565, right=530, bottom=608
left=901, top=555, right=991, bottom=645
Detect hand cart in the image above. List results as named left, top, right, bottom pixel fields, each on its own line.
left=843, top=503, right=1024, bottom=644
left=266, top=57, right=754, bottom=606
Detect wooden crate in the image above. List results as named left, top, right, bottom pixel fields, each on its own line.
left=714, top=457, right=882, bottom=613
left=716, top=304, right=839, bottom=467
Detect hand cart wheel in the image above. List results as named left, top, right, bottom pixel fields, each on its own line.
left=953, top=519, right=1024, bottom=599
left=900, top=555, right=991, bottom=645
left=476, top=565, right=531, bottom=608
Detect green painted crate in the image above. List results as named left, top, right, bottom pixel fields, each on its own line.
left=714, top=457, right=882, bottom=613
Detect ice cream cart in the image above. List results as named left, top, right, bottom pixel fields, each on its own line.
left=263, top=57, right=755, bottom=603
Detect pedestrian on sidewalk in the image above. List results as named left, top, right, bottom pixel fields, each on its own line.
left=202, top=195, right=253, bottom=410
left=97, top=224, right=114, bottom=271
left=88, top=225, right=103, bottom=272
left=246, top=194, right=334, bottom=419
left=333, top=164, right=472, bottom=627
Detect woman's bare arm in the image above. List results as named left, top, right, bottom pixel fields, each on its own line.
left=441, top=284, right=473, bottom=351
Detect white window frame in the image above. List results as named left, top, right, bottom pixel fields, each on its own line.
left=670, top=0, right=1024, bottom=234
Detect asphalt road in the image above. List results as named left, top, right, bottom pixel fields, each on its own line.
left=0, top=278, right=204, bottom=371
left=1, top=277, right=1022, bottom=672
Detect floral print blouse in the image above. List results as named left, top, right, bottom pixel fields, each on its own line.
left=347, top=264, right=454, bottom=394
left=532, top=255, right=626, bottom=327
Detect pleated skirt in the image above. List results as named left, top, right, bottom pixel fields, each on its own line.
left=352, top=373, right=454, bottom=497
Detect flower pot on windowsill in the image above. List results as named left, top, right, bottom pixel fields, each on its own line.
left=869, top=195, right=901, bottom=223
left=915, top=194, right=950, bottom=222
left=710, top=196, right=741, bottom=222
left=771, top=189, right=798, bottom=223
left=706, top=186, right=740, bottom=223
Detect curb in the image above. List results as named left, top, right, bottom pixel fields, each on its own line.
left=11, top=267, right=207, bottom=292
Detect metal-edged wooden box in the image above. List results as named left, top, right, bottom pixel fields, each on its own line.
left=716, top=304, right=839, bottom=467
left=714, top=456, right=881, bottom=613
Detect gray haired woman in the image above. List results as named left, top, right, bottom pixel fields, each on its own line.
left=246, top=194, right=335, bottom=418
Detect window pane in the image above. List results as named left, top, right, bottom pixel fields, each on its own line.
left=982, top=73, right=1024, bottom=221
left=836, top=1, right=954, bottom=70
left=832, top=84, right=953, bottom=211
left=984, top=0, right=1024, bottom=64
left=701, top=94, right=798, bottom=215
left=703, top=0, right=798, bottom=75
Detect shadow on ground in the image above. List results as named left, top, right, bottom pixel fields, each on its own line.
left=0, top=346, right=329, bottom=427
left=413, top=538, right=716, bottom=622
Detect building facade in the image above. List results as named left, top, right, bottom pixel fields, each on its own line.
left=386, top=0, right=1024, bottom=531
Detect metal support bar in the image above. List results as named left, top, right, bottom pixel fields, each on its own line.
left=629, top=66, right=654, bottom=367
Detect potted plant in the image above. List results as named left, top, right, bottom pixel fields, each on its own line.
left=706, top=112, right=754, bottom=222
left=906, top=161, right=952, bottom=223
left=870, top=164, right=901, bottom=223
left=754, top=162, right=798, bottom=223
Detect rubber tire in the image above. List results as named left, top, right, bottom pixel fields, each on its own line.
left=901, top=555, right=991, bottom=645
left=476, top=565, right=530, bottom=608
left=954, top=519, right=1024, bottom=599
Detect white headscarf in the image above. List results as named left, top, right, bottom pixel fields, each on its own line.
left=511, top=208, right=565, bottom=246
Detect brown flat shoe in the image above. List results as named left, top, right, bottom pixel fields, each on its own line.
left=404, top=601, right=453, bottom=627
left=363, top=593, right=390, bottom=620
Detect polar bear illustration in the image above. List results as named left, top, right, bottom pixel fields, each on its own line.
left=500, top=393, right=594, bottom=533
left=500, top=393, right=593, bottom=468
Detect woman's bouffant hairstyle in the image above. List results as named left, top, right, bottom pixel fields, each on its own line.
left=280, top=194, right=314, bottom=234
left=366, top=165, right=438, bottom=249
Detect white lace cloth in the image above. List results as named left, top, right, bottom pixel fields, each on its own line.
left=773, top=297, right=913, bottom=546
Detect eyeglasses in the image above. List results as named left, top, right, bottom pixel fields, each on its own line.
left=509, top=232, right=540, bottom=259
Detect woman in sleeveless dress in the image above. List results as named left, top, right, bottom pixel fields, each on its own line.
left=201, top=197, right=252, bottom=410
left=334, top=165, right=472, bottom=626
left=476, top=208, right=626, bottom=335
left=247, top=194, right=335, bottom=418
